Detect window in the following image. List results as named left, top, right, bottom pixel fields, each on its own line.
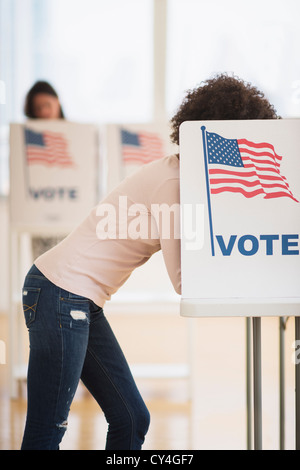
left=35, top=0, right=153, bottom=123
left=2, top=0, right=300, bottom=196
left=0, top=0, right=153, bottom=195
left=166, top=0, right=300, bottom=119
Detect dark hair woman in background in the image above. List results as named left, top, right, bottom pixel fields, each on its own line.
left=24, top=80, right=65, bottom=119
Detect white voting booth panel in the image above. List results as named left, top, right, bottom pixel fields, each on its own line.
left=99, top=121, right=179, bottom=304
left=180, top=119, right=300, bottom=318
left=10, top=120, right=99, bottom=234
left=102, top=121, right=177, bottom=192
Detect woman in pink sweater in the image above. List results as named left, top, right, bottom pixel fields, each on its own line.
left=21, top=75, right=278, bottom=450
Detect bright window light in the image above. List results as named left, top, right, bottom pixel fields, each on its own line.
left=166, top=0, right=300, bottom=119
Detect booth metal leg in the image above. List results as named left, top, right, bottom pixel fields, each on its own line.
left=249, top=316, right=299, bottom=450
left=279, top=317, right=287, bottom=450
left=252, top=317, right=262, bottom=450
left=295, top=317, right=300, bottom=450
left=246, top=318, right=252, bottom=450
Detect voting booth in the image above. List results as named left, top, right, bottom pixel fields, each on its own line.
left=102, top=121, right=177, bottom=192
left=98, top=121, right=180, bottom=303
left=180, top=119, right=300, bottom=449
left=10, top=120, right=100, bottom=232
left=9, top=120, right=100, bottom=397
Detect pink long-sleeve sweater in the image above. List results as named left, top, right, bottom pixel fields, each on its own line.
left=35, top=155, right=181, bottom=307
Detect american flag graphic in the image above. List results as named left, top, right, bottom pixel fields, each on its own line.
left=206, top=131, right=298, bottom=202
left=121, top=129, right=164, bottom=165
left=25, top=128, right=74, bottom=167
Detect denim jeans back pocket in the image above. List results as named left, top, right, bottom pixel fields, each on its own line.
left=23, top=287, right=41, bottom=327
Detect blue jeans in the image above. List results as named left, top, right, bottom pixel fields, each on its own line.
left=21, top=265, right=150, bottom=450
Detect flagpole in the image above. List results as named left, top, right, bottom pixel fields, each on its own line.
left=201, top=126, right=215, bottom=256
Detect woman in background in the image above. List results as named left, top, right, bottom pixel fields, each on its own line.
left=24, top=80, right=65, bottom=119
left=21, top=74, right=278, bottom=450
left=24, top=80, right=65, bottom=257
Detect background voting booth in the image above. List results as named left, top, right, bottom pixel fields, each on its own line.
left=102, top=122, right=176, bottom=192
left=10, top=120, right=100, bottom=231
left=180, top=119, right=300, bottom=449
left=9, top=120, right=100, bottom=398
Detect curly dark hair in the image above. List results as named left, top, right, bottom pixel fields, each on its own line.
left=170, top=74, right=279, bottom=146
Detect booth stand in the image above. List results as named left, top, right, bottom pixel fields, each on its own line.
left=9, top=120, right=99, bottom=398
left=180, top=119, right=300, bottom=449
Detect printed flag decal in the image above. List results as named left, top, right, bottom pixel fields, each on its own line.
left=121, top=129, right=164, bottom=165
left=203, top=129, right=298, bottom=202
left=200, top=126, right=299, bottom=257
left=25, top=128, right=74, bottom=167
